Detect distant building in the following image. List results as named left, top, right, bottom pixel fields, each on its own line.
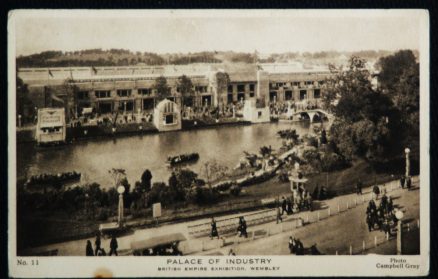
left=242, top=99, right=270, bottom=123
left=35, top=108, right=66, bottom=144
left=17, top=63, right=332, bottom=120
left=153, top=99, right=181, bottom=132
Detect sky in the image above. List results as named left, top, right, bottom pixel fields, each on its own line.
left=11, top=10, right=424, bottom=56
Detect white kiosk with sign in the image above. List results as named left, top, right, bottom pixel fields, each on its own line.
left=35, top=108, right=66, bottom=145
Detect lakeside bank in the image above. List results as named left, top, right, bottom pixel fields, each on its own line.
left=16, top=118, right=252, bottom=143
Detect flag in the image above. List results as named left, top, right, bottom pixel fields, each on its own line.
left=92, top=66, right=97, bottom=74
left=69, top=68, right=73, bottom=79
left=48, top=69, right=54, bottom=77
left=257, top=65, right=264, bottom=71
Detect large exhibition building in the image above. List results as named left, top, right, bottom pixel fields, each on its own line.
left=17, top=63, right=331, bottom=121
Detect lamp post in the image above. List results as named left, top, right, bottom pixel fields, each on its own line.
left=117, top=185, right=125, bottom=228
left=395, top=209, right=404, bottom=255
left=404, top=148, right=410, bottom=179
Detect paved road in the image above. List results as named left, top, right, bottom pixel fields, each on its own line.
left=198, top=184, right=420, bottom=255
left=23, top=178, right=419, bottom=256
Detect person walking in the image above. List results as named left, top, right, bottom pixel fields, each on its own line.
left=373, top=185, right=380, bottom=200
left=86, top=240, right=94, bottom=256
left=276, top=201, right=283, bottom=224
left=94, top=233, right=101, bottom=256
left=356, top=180, right=363, bottom=195
left=109, top=235, right=118, bottom=256
left=288, top=236, right=295, bottom=254
left=400, top=175, right=405, bottom=189
left=406, top=176, right=412, bottom=190
left=210, top=217, right=219, bottom=239
left=281, top=197, right=287, bottom=215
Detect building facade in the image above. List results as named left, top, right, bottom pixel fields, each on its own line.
left=17, top=63, right=332, bottom=121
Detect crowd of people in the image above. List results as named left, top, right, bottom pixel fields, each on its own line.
left=366, top=191, right=395, bottom=236
left=85, top=234, right=118, bottom=256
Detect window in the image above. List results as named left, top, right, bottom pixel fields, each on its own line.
left=138, top=88, right=152, bottom=96
left=237, top=84, right=245, bottom=93
left=285, top=90, right=293, bottom=101
left=249, top=92, right=255, bottom=98
left=249, top=84, right=255, bottom=92
left=165, top=114, right=174, bottom=124
left=117, top=89, right=132, bottom=97
left=95, top=90, right=111, bottom=98
left=227, top=93, right=233, bottom=104
left=228, top=85, right=233, bottom=93
left=270, top=91, right=277, bottom=102
left=258, top=111, right=262, bottom=118
left=314, top=89, right=321, bottom=99
left=306, top=81, right=313, bottom=85
left=300, top=90, right=307, bottom=100
left=195, top=86, right=208, bottom=93
left=237, top=93, right=245, bottom=101
left=77, top=91, right=89, bottom=100
left=293, top=82, right=300, bottom=87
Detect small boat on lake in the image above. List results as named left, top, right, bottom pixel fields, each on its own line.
left=167, top=153, right=200, bottom=166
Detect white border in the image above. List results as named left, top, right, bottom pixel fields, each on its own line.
left=8, top=9, right=430, bottom=277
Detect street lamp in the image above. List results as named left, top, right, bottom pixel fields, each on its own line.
left=117, top=185, right=125, bottom=228
left=395, top=209, right=404, bottom=255
left=405, top=148, right=411, bottom=179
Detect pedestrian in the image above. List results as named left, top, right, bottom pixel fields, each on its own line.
left=109, top=235, right=118, bottom=256
left=95, top=233, right=101, bottom=256
left=240, top=217, right=248, bottom=238
left=400, top=176, right=405, bottom=189
left=406, top=176, right=412, bottom=190
left=228, top=249, right=236, bottom=256
left=276, top=203, right=283, bottom=224
left=86, top=240, right=94, bottom=256
left=356, top=180, right=363, bottom=195
left=281, top=197, right=287, bottom=215
left=373, top=185, right=380, bottom=200
left=295, top=239, right=304, bottom=255
left=288, top=236, right=294, bottom=254
left=210, top=217, right=219, bottom=239
left=286, top=198, right=293, bottom=215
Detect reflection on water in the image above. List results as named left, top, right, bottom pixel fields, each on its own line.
left=17, top=122, right=319, bottom=189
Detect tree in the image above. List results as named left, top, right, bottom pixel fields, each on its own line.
left=154, top=76, right=170, bottom=102
left=177, top=75, right=194, bottom=106
left=136, top=169, right=152, bottom=193
left=377, top=50, right=419, bottom=148
left=325, top=56, right=404, bottom=161
left=109, top=168, right=126, bottom=188
left=16, top=76, right=34, bottom=124
left=201, top=160, right=229, bottom=187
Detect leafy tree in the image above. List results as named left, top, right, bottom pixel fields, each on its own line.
left=376, top=50, right=419, bottom=148
left=16, top=76, right=34, bottom=123
left=325, top=56, right=404, bottom=161
left=154, top=76, right=170, bottom=102
left=177, top=75, right=194, bottom=106
left=137, top=169, right=152, bottom=193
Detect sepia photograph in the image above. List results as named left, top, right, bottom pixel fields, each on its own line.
left=8, top=9, right=429, bottom=277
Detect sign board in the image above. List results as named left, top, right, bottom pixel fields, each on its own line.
left=153, top=203, right=162, bottom=218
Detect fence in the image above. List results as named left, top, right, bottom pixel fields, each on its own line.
left=332, top=219, right=420, bottom=255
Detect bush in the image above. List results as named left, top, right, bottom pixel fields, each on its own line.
left=320, top=152, right=349, bottom=172
left=96, top=208, right=110, bottom=221
left=229, top=185, right=242, bottom=196
left=191, top=186, right=220, bottom=205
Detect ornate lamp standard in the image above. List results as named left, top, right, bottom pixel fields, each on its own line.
left=395, top=209, right=404, bottom=255
left=117, top=185, right=125, bottom=228
left=404, top=148, right=411, bottom=179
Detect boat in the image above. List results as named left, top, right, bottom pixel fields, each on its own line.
left=24, top=171, right=81, bottom=188
left=167, top=153, right=200, bottom=166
